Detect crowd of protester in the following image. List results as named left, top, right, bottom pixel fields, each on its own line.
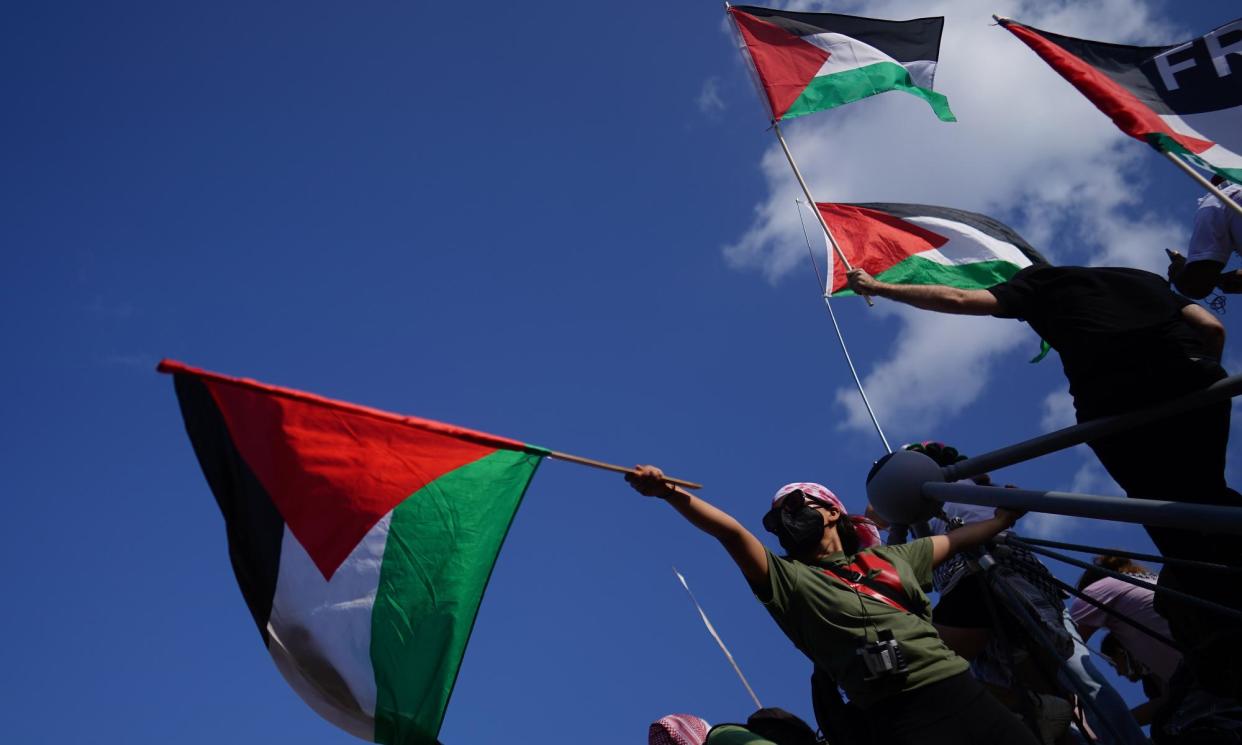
left=632, top=182, right=1242, bottom=745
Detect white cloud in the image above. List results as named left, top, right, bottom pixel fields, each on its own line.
left=724, top=0, right=1188, bottom=431
left=1019, top=511, right=1078, bottom=539
left=697, top=77, right=726, bottom=115
left=1069, top=458, right=1123, bottom=496
left=834, top=305, right=1028, bottom=433
left=1039, top=389, right=1075, bottom=431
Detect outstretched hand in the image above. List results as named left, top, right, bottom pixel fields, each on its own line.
left=847, top=268, right=881, bottom=296
left=626, top=464, right=675, bottom=498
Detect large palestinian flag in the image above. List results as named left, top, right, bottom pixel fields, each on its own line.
left=818, top=203, right=1046, bottom=296
left=159, top=360, right=545, bottom=745
left=727, top=5, right=955, bottom=122
left=999, top=17, right=1242, bottom=184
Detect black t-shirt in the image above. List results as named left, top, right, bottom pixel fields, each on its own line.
left=987, top=265, right=1215, bottom=414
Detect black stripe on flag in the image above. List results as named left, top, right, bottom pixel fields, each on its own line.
left=173, top=374, right=285, bottom=645
left=1025, top=22, right=1242, bottom=117
left=850, top=202, right=1049, bottom=266
left=732, top=5, right=944, bottom=64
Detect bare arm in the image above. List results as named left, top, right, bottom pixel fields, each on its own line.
left=627, top=466, right=768, bottom=590
left=1181, top=302, right=1225, bottom=358
left=928, top=509, right=1022, bottom=567
left=847, top=269, right=1001, bottom=315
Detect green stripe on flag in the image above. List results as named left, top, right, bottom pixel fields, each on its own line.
left=834, top=257, right=1023, bottom=297
left=370, top=448, right=543, bottom=745
left=782, top=61, right=956, bottom=122
left=1149, top=133, right=1242, bottom=186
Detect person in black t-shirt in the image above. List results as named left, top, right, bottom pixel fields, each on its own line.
left=847, top=264, right=1242, bottom=699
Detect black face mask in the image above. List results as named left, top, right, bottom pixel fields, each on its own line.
left=763, top=504, right=825, bottom=555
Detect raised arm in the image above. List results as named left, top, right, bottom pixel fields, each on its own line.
left=627, top=465, right=768, bottom=589
left=847, top=269, right=1001, bottom=315
left=927, top=508, right=1022, bottom=567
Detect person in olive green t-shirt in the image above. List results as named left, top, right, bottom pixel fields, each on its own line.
left=625, top=466, right=1039, bottom=745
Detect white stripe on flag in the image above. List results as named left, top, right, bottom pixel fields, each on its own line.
left=1159, top=110, right=1242, bottom=170
left=800, top=32, right=932, bottom=83
left=902, top=216, right=1034, bottom=268
left=268, top=514, right=392, bottom=723
left=269, top=627, right=375, bottom=740
left=904, top=60, right=936, bottom=90
left=802, top=32, right=892, bottom=72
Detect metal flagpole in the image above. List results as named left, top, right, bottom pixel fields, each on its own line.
left=673, top=568, right=763, bottom=710
left=823, top=297, right=892, bottom=454
left=1161, top=151, right=1242, bottom=220
left=728, top=4, right=889, bottom=451
left=796, top=200, right=893, bottom=454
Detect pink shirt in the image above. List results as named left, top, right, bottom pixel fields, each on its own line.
left=1070, top=576, right=1182, bottom=686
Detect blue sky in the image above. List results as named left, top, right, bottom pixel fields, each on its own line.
left=2, top=1, right=1238, bottom=743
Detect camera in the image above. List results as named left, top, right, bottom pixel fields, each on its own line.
left=857, top=629, right=909, bottom=680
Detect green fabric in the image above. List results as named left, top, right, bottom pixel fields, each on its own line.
left=1029, top=338, right=1053, bottom=363
left=758, top=539, right=969, bottom=707
left=782, top=61, right=956, bottom=122
left=705, top=724, right=778, bottom=745
left=370, top=448, right=543, bottom=745
left=833, top=257, right=1023, bottom=297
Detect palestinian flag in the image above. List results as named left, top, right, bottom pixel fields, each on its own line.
left=999, top=17, right=1242, bottom=184
left=159, top=360, right=545, bottom=745
left=818, top=203, right=1046, bottom=296
left=727, top=5, right=955, bottom=122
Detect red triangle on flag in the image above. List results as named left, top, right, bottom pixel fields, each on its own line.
left=205, top=379, right=500, bottom=580
left=730, top=8, right=831, bottom=120
left=818, top=203, right=949, bottom=293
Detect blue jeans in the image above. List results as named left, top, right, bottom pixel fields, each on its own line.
left=1059, top=610, right=1149, bottom=744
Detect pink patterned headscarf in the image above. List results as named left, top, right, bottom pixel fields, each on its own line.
left=649, top=714, right=710, bottom=745
left=772, top=482, right=882, bottom=549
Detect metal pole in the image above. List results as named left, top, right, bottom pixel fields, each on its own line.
left=772, top=122, right=874, bottom=307
left=942, top=374, right=1242, bottom=482
left=1043, top=574, right=1182, bottom=652
left=1015, top=536, right=1241, bottom=573
left=794, top=194, right=893, bottom=455
left=1003, top=535, right=1242, bottom=624
left=922, top=482, right=1242, bottom=535
left=822, top=295, right=891, bottom=453
left=1162, top=151, right=1242, bottom=220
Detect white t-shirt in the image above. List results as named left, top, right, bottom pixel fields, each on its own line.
left=1186, top=182, right=1242, bottom=265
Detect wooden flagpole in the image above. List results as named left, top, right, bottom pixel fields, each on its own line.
left=546, top=451, right=702, bottom=490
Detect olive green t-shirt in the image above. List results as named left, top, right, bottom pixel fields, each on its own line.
left=757, top=537, right=969, bottom=707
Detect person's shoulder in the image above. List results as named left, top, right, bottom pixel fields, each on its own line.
left=867, top=537, right=931, bottom=564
